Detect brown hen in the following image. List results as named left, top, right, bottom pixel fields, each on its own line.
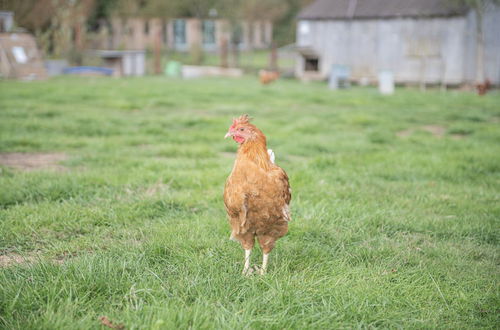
left=223, top=115, right=291, bottom=275
left=259, top=70, right=280, bottom=85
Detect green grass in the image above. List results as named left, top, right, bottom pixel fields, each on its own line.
left=0, top=76, right=499, bottom=329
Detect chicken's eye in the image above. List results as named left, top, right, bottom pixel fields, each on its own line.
left=239, top=128, right=244, bottom=131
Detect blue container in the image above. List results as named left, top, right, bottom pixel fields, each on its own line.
left=329, top=65, right=351, bottom=90
left=63, top=66, right=114, bottom=76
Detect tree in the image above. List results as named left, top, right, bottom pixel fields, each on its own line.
left=273, top=0, right=315, bottom=46
left=217, top=0, right=289, bottom=67
left=1, top=0, right=96, bottom=61
left=0, top=0, right=56, bottom=33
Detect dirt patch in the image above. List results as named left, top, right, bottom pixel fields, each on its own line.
left=397, top=125, right=447, bottom=138
left=0, top=152, right=67, bottom=171
left=421, top=125, right=446, bottom=137
left=0, top=251, right=80, bottom=267
left=137, top=144, right=153, bottom=150
left=0, top=253, right=37, bottom=267
left=99, top=316, right=125, bottom=329
left=145, top=179, right=173, bottom=196
left=53, top=251, right=78, bottom=265
left=396, top=129, right=414, bottom=137
left=450, top=134, right=466, bottom=140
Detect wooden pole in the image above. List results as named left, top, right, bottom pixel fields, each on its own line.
left=220, top=37, right=228, bottom=68
left=154, top=26, right=162, bottom=75
left=269, top=42, right=278, bottom=71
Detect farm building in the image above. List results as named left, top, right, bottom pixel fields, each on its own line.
left=0, top=33, right=47, bottom=80
left=295, top=0, right=500, bottom=85
left=93, top=17, right=272, bottom=53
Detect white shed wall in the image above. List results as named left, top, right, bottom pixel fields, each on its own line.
left=464, top=6, right=500, bottom=84
left=296, top=16, right=486, bottom=84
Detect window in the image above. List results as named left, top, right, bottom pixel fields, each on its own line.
left=202, top=20, right=216, bottom=45
left=231, top=23, right=243, bottom=45
left=173, top=19, right=186, bottom=45
left=305, top=57, right=319, bottom=71
left=299, top=21, right=310, bottom=35
left=144, top=21, right=149, bottom=34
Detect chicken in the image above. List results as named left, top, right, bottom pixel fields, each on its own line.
left=223, top=115, right=291, bottom=275
left=259, top=70, right=280, bottom=85
left=476, top=79, right=491, bottom=96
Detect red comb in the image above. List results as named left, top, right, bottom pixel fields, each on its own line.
left=230, top=119, right=237, bottom=129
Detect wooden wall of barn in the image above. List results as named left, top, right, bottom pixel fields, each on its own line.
left=296, top=8, right=500, bottom=85
left=464, top=5, right=500, bottom=84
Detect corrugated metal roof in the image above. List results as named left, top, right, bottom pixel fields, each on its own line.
left=297, top=0, right=469, bottom=20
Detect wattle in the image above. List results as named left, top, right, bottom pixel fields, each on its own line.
left=233, top=135, right=245, bottom=143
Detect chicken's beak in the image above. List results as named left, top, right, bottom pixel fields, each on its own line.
left=224, top=131, right=232, bottom=139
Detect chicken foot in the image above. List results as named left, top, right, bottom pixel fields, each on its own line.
left=242, top=250, right=269, bottom=276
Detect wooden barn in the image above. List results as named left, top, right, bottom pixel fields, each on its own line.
left=295, top=0, right=500, bottom=85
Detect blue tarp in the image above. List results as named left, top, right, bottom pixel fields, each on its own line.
left=63, top=66, right=113, bottom=76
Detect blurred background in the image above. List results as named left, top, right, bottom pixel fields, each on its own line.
left=0, top=0, right=499, bottom=91
left=0, top=0, right=309, bottom=78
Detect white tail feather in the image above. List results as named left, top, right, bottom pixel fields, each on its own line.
left=267, top=149, right=275, bottom=164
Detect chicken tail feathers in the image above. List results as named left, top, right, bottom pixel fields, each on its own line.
left=267, top=149, right=275, bottom=164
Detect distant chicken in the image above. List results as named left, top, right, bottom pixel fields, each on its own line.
left=476, top=79, right=491, bottom=96
left=224, top=115, right=291, bottom=275
left=259, top=70, right=280, bottom=85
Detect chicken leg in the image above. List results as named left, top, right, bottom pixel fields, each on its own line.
left=242, top=249, right=252, bottom=275
left=259, top=253, right=269, bottom=275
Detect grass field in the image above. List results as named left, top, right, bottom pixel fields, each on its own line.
left=0, top=76, right=499, bottom=329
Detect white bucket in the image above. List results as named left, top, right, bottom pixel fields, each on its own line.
left=378, top=71, right=395, bottom=95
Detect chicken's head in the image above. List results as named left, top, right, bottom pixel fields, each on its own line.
left=224, top=114, right=256, bottom=144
